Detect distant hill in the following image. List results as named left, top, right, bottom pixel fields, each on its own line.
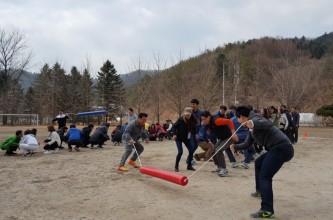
left=120, top=70, right=156, bottom=85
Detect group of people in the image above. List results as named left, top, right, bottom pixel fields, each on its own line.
left=115, top=100, right=295, bottom=219
left=0, top=103, right=297, bottom=219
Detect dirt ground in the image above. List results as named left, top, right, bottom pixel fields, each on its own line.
left=0, top=126, right=332, bottom=220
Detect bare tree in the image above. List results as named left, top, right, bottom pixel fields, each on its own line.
left=162, top=51, right=191, bottom=117
left=0, top=28, right=32, bottom=113
left=146, top=52, right=168, bottom=123
left=270, top=41, right=323, bottom=108
left=125, top=54, right=151, bottom=113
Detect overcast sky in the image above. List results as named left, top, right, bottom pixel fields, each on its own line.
left=1, top=0, right=333, bottom=76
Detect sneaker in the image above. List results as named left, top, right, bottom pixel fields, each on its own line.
left=250, top=210, right=275, bottom=218
left=251, top=191, right=261, bottom=198
left=241, top=162, right=250, bottom=169
left=128, top=160, right=139, bottom=168
left=117, top=166, right=129, bottom=172
left=44, top=150, right=53, bottom=154
left=74, top=147, right=80, bottom=152
left=22, top=152, right=32, bottom=157
left=231, top=162, right=239, bottom=168
left=193, top=154, right=200, bottom=161
left=211, top=168, right=221, bottom=173
left=187, top=166, right=196, bottom=171
left=185, top=159, right=196, bottom=165
left=54, top=148, right=59, bottom=152
left=218, top=168, right=229, bottom=177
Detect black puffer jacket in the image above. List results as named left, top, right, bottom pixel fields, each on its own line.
left=171, top=116, right=197, bottom=142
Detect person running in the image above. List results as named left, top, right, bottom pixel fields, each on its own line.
left=171, top=107, right=197, bottom=172
left=0, top=130, right=23, bottom=156
left=117, top=113, right=149, bottom=172
left=200, top=111, right=238, bottom=177
left=230, top=106, right=294, bottom=219
left=19, top=129, right=39, bottom=156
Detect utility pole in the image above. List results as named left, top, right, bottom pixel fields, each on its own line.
left=222, top=63, right=225, bottom=105
left=234, top=62, right=239, bottom=106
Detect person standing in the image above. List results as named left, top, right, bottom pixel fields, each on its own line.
left=118, top=113, right=149, bottom=172
left=230, top=106, right=294, bottom=219
left=52, top=110, right=70, bottom=129
left=200, top=111, right=238, bottom=177
left=0, top=130, right=23, bottom=156
left=171, top=107, right=197, bottom=172
left=291, top=107, right=300, bottom=143
left=190, top=99, right=202, bottom=164
left=128, top=108, right=138, bottom=123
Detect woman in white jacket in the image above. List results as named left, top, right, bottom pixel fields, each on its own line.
left=19, top=129, right=39, bottom=156
left=43, top=125, right=61, bottom=154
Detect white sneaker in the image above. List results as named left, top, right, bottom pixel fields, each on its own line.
left=54, top=148, right=59, bottom=152
left=44, top=151, right=52, bottom=154
left=231, top=162, right=238, bottom=168
left=240, top=162, right=250, bottom=169
left=218, top=168, right=229, bottom=177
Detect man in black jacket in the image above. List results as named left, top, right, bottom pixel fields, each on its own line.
left=291, top=107, right=300, bottom=143
left=230, top=106, right=294, bottom=219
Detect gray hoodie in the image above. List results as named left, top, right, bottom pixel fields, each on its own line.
left=235, top=111, right=291, bottom=151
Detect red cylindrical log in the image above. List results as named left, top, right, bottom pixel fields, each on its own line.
left=140, top=166, right=188, bottom=186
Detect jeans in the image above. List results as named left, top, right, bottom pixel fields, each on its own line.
left=119, top=142, right=144, bottom=166
left=244, top=148, right=255, bottom=163
left=255, top=145, right=294, bottom=213
left=68, top=139, right=83, bottom=149
left=175, top=140, right=194, bottom=168
left=225, top=148, right=236, bottom=163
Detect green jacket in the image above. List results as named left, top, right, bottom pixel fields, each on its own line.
left=0, top=135, right=21, bottom=150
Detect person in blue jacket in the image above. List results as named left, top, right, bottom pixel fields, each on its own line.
left=66, top=124, right=83, bottom=152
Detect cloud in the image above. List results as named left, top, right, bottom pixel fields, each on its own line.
left=0, top=0, right=333, bottom=75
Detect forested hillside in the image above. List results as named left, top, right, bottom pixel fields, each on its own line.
left=1, top=28, right=332, bottom=124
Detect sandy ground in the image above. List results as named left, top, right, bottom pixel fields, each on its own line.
left=0, top=126, right=332, bottom=220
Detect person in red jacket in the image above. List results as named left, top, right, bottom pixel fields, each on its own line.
left=200, top=111, right=238, bottom=177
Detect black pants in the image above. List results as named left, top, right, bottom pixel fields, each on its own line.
left=68, top=139, right=83, bottom=149
left=44, top=142, right=59, bottom=150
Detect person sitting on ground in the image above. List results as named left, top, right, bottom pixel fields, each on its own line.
left=194, top=123, right=215, bottom=162
left=66, top=124, right=83, bottom=152
left=56, top=126, right=68, bottom=149
left=0, top=130, right=23, bottom=156
left=81, top=124, right=94, bottom=148
left=44, top=125, right=61, bottom=154
left=155, top=123, right=166, bottom=141
left=111, top=125, right=123, bottom=145
left=148, top=124, right=158, bottom=141
left=19, top=129, right=39, bottom=156
left=89, top=123, right=110, bottom=148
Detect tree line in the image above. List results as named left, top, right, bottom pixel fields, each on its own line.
left=1, top=27, right=332, bottom=125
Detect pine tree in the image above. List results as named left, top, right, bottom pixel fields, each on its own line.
left=80, top=68, right=94, bottom=111
left=96, top=60, right=125, bottom=112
